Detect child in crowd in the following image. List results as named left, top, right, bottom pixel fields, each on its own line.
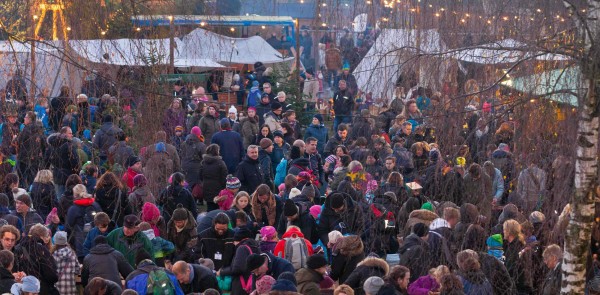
left=215, top=175, right=241, bottom=210
left=80, top=163, right=98, bottom=194
left=172, top=125, right=185, bottom=154
left=487, top=234, right=505, bottom=263
left=52, top=231, right=81, bottom=295
left=82, top=212, right=113, bottom=257
left=259, top=226, right=278, bottom=254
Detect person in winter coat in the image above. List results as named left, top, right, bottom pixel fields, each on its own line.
left=122, top=156, right=142, bottom=192
left=318, top=192, right=365, bottom=244
left=218, top=227, right=261, bottom=295
left=0, top=250, right=15, bottom=293
left=296, top=254, right=329, bottom=295
left=95, top=172, right=129, bottom=227
left=237, top=146, right=264, bottom=195
left=51, top=231, right=80, bottom=295
left=452, top=203, right=479, bottom=251
left=277, top=199, right=318, bottom=243
left=241, top=107, right=261, bottom=148
left=273, top=226, right=314, bottom=259
left=139, top=222, right=175, bottom=266
left=258, top=138, right=275, bottom=189
left=13, top=224, right=59, bottom=295
left=304, top=114, right=329, bottom=155
left=264, top=102, right=284, bottom=133
left=143, top=142, right=176, bottom=198
left=28, top=170, right=56, bottom=220
left=163, top=98, right=186, bottom=140
left=456, top=250, right=493, bottom=295
left=344, top=256, right=390, bottom=295
left=332, top=80, right=354, bottom=132
left=92, top=115, right=122, bottom=163
left=330, top=235, right=365, bottom=284
left=324, top=124, right=353, bottom=157
left=503, top=219, right=533, bottom=294
left=212, top=118, right=245, bottom=174
left=399, top=223, right=431, bottom=283
left=541, top=244, right=562, bottom=295
left=272, top=131, right=291, bottom=169
left=13, top=194, right=44, bottom=234
left=107, top=131, right=135, bottom=173
left=199, top=105, right=221, bottom=144
left=81, top=212, right=114, bottom=257
left=127, top=174, right=155, bottom=216
left=142, top=131, right=182, bottom=175
left=172, top=261, right=220, bottom=294
left=107, top=215, right=154, bottom=268
left=407, top=265, right=450, bottom=295
left=16, top=112, right=46, bottom=188
left=377, top=265, right=411, bottom=295
left=48, top=128, right=80, bottom=194
left=215, top=175, right=241, bottom=211
left=351, top=109, right=374, bottom=142
left=251, top=184, right=283, bottom=228
left=158, top=172, right=197, bottom=221
left=516, top=159, right=547, bottom=213
left=167, top=206, right=198, bottom=263
left=477, top=250, right=515, bottom=295
left=199, top=144, right=229, bottom=211
left=65, top=184, right=103, bottom=261
left=259, top=226, right=278, bottom=254
left=196, top=212, right=236, bottom=271
left=427, top=209, right=460, bottom=270
left=180, top=126, right=206, bottom=192
left=462, top=163, right=492, bottom=220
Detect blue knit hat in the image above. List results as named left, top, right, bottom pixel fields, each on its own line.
left=156, top=142, right=166, bottom=153
left=271, top=279, right=297, bottom=292
left=313, top=113, right=323, bottom=123
left=486, top=234, right=503, bottom=248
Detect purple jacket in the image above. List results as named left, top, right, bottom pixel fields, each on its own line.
left=408, top=275, right=439, bottom=295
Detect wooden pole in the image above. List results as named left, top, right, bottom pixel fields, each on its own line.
left=295, top=19, right=301, bottom=97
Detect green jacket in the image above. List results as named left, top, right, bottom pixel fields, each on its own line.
left=107, top=227, right=154, bottom=268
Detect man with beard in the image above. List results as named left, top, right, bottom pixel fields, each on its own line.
left=196, top=213, right=235, bottom=271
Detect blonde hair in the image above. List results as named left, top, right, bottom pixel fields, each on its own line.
left=432, top=265, right=450, bottom=279
left=503, top=219, right=525, bottom=243
left=231, top=191, right=250, bottom=209
left=34, top=170, right=54, bottom=184
left=277, top=91, right=286, bottom=98
left=348, top=160, right=363, bottom=172
left=334, top=284, right=355, bottom=295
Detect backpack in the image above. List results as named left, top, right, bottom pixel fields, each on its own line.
left=283, top=236, right=309, bottom=270
left=82, top=205, right=98, bottom=233
left=146, top=268, right=176, bottom=295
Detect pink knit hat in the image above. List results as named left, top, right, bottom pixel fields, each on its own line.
left=260, top=226, right=277, bottom=241
left=191, top=126, right=202, bottom=137
left=141, top=202, right=160, bottom=222
left=278, top=183, right=286, bottom=194
left=309, top=205, right=321, bottom=219
left=255, top=275, right=276, bottom=294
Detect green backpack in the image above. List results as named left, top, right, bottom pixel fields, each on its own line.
left=146, top=269, right=175, bottom=295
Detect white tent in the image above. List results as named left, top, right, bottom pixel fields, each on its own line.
left=353, top=29, right=446, bottom=102
left=450, top=39, right=571, bottom=64
left=69, top=38, right=178, bottom=66
left=179, top=28, right=292, bottom=65
left=0, top=41, right=83, bottom=98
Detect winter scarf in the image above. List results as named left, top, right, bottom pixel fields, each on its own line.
left=252, top=192, right=277, bottom=226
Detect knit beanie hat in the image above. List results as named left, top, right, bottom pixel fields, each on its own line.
left=363, top=277, right=384, bottom=294
left=18, top=276, right=40, bottom=293
left=53, top=231, right=68, bottom=246
left=277, top=272, right=297, bottom=286
left=288, top=188, right=302, bottom=200
left=133, top=174, right=148, bottom=188
left=306, top=254, right=328, bottom=270
left=260, top=138, right=273, bottom=150
left=226, top=175, right=241, bottom=190
left=271, top=101, right=282, bottom=110
left=412, top=223, right=430, bottom=237
left=246, top=254, right=267, bottom=272
left=486, top=234, right=504, bottom=248
left=273, top=130, right=284, bottom=139
left=229, top=105, right=238, bottom=114
left=330, top=193, right=345, bottom=209
left=256, top=275, right=276, bottom=294
left=260, top=226, right=277, bottom=241
left=421, top=202, right=434, bottom=212
left=529, top=211, right=546, bottom=224
left=309, top=205, right=321, bottom=219
left=191, top=126, right=202, bottom=137
left=271, top=279, right=297, bottom=292
left=313, top=113, right=323, bottom=124
left=156, top=142, right=166, bottom=153
left=283, top=199, right=299, bottom=217
left=175, top=126, right=184, bottom=132
left=15, top=193, right=32, bottom=208
left=234, top=227, right=253, bottom=242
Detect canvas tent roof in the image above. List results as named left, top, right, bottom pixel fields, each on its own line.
left=501, top=66, right=581, bottom=106
left=179, top=28, right=292, bottom=65
left=353, top=29, right=446, bottom=102
left=69, top=38, right=178, bottom=66
left=450, top=39, right=571, bottom=64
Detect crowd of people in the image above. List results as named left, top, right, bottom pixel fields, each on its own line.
left=0, top=53, right=596, bottom=295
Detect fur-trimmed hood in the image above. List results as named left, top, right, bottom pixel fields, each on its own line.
left=337, top=235, right=364, bottom=256
left=407, top=209, right=439, bottom=225
left=357, top=256, right=389, bottom=276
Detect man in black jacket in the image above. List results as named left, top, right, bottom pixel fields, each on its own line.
left=196, top=213, right=235, bottom=271
left=277, top=199, right=318, bottom=243
left=16, top=112, right=46, bottom=188
left=236, top=145, right=264, bottom=194
left=332, top=80, right=354, bottom=132
left=172, top=261, right=219, bottom=294
left=317, top=192, right=365, bottom=245
left=541, top=244, right=562, bottom=295
left=81, top=235, right=134, bottom=286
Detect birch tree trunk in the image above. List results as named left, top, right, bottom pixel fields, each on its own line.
left=561, top=1, right=600, bottom=293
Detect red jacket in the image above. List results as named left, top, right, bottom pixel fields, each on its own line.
left=273, top=227, right=314, bottom=258
left=122, top=168, right=139, bottom=192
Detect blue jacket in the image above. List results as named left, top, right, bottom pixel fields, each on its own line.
left=304, top=124, right=328, bottom=155
left=82, top=226, right=110, bottom=257
left=263, top=252, right=295, bottom=279
left=489, top=167, right=505, bottom=201
left=211, top=130, right=245, bottom=174
left=125, top=260, right=184, bottom=295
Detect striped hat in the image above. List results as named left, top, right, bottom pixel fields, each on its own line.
left=226, top=175, right=241, bottom=189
